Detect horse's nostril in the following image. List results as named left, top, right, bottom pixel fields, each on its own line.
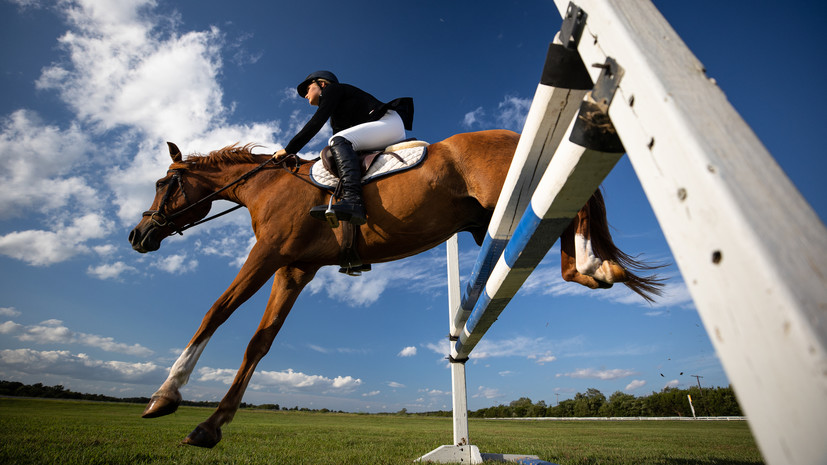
left=128, top=229, right=136, bottom=244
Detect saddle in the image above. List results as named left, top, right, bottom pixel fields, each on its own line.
left=318, top=139, right=428, bottom=179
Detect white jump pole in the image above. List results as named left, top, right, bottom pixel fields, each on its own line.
left=420, top=13, right=597, bottom=463
left=551, top=1, right=827, bottom=464
left=454, top=98, right=624, bottom=361
left=454, top=19, right=593, bottom=337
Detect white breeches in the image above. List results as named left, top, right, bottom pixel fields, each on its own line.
left=330, top=110, right=406, bottom=151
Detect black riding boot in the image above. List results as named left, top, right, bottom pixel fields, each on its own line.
left=312, top=136, right=367, bottom=225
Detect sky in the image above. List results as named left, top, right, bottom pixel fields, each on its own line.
left=1, top=0, right=825, bottom=415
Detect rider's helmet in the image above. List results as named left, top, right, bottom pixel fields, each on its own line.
left=297, top=71, right=339, bottom=97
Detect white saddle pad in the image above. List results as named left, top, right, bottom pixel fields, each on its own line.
left=309, top=143, right=428, bottom=190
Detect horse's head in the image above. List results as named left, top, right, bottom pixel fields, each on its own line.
left=128, top=142, right=213, bottom=253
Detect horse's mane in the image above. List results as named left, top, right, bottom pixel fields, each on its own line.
left=186, top=143, right=265, bottom=166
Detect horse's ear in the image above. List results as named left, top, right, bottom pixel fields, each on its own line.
left=167, top=142, right=182, bottom=163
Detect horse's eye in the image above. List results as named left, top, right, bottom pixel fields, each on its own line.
left=156, top=180, right=167, bottom=189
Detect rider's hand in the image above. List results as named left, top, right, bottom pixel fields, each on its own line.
left=272, top=149, right=288, bottom=160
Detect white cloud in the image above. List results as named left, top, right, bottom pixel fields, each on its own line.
left=153, top=252, right=198, bottom=274
left=462, top=107, right=485, bottom=128
left=418, top=388, right=449, bottom=396
left=472, top=385, right=502, bottom=400
left=496, top=96, right=531, bottom=131
left=664, top=379, right=680, bottom=389
left=1, top=318, right=153, bottom=356
left=306, top=252, right=446, bottom=307
left=197, top=366, right=362, bottom=393
left=625, top=379, right=647, bottom=391
left=398, top=346, right=417, bottom=357
left=3, top=0, right=284, bottom=232
left=87, top=261, right=137, bottom=280
left=362, top=390, right=380, bottom=397
left=528, top=351, right=557, bottom=365
left=307, top=344, right=329, bottom=354
left=196, top=231, right=256, bottom=269
left=558, top=368, right=638, bottom=380
left=0, top=348, right=164, bottom=383
left=460, top=96, right=530, bottom=132
left=0, top=110, right=97, bottom=219
left=0, top=321, right=24, bottom=334
left=387, top=381, right=405, bottom=388
left=0, top=213, right=114, bottom=266
left=36, top=0, right=223, bottom=141
left=92, top=244, right=117, bottom=256
left=7, top=0, right=44, bottom=8
left=0, top=307, right=21, bottom=317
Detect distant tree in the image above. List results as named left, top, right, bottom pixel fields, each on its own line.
left=509, top=397, right=533, bottom=417
left=547, top=399, right=576, bottom=417
left=601, top=391, right=642, bottom=417
left=528, top=400, right=547, bottom=417
left=573, top=388, right=605, bottom=416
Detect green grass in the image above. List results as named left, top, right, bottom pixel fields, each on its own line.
left=0, top=398, right=763, bottom=464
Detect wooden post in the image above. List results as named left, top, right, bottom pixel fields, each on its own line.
left=551, top=1, right=827, bottom=464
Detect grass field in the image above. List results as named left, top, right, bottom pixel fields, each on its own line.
left=0, top=398, right=764, bottom=464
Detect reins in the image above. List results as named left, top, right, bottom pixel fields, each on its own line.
left=143, top=155, right=298, bottom=235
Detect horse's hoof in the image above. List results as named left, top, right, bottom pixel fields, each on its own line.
left=141, top=392, right=181, bottom=418
left=182, top=424, right=222, bottom=448
left=596, top=279, right=614, bottom=289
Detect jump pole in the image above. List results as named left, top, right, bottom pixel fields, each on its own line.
left=418, top=12, right=600, bottom=464
left=419, top=77, right=624, bottom=465
left=548, top=1, right=827, bottom=464
left=453, top=10, right=593, bottom=337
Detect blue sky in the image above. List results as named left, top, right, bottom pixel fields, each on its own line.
left=1, top=0, right=825, bottom=414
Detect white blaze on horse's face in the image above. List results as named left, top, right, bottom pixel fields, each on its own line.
left=160, top=338, right=211, bottom=391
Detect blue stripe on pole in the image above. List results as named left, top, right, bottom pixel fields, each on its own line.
left=456, top=212, right=573, bottom=358
left=515, top=459, right=559, bottom=465
left=455, top=297, right=509, bottom=357
left=502, top=205, right=542, bottom=267
left=460, top=234, right=508, bottom=312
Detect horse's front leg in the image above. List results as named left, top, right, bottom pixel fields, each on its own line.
left=142, top=243, right=282, bottom=419
left=182, top=264, right=318, bottom=448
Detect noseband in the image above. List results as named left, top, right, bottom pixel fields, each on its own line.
left=142, top=156, right=288, bottom=235
left=142, top=169, right=200, bottom=235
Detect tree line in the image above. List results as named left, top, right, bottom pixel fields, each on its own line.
left=0, top=380, right=221, bottom=408
left=469, top=386, right=742, bottom=418
left=2, top=380, right=742, bottom=417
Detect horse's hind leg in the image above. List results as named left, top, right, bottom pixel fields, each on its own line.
left=560, top=204, right=628, bottom=288
left=182, top=264, right=318, bottom=448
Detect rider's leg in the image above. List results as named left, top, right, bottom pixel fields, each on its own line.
left=310, top=111, right=406, bottom=225
left=327, top=136, right=367, bottom=225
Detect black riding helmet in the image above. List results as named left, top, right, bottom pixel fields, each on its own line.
left=297, top=70, right=339, bottom=97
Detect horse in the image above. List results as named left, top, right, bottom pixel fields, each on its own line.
left=128, top=129, right=662, bottom=448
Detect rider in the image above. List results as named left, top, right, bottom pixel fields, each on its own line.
left=273, top=71, right=413, bottom=225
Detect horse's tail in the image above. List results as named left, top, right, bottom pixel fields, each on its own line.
left=587, top=189, right=667, bottom=304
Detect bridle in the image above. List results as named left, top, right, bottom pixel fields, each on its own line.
left=142, top=156, right=293, bottom=236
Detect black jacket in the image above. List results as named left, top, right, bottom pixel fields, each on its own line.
left=284, top=82, right=413, bottom=155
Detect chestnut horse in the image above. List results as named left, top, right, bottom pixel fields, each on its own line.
left=128, top=129, right=661, bottom=447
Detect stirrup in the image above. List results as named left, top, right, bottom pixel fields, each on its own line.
left=339, top=264, right=371, bottom=276
left=324, top=196, right=339, bottom=228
